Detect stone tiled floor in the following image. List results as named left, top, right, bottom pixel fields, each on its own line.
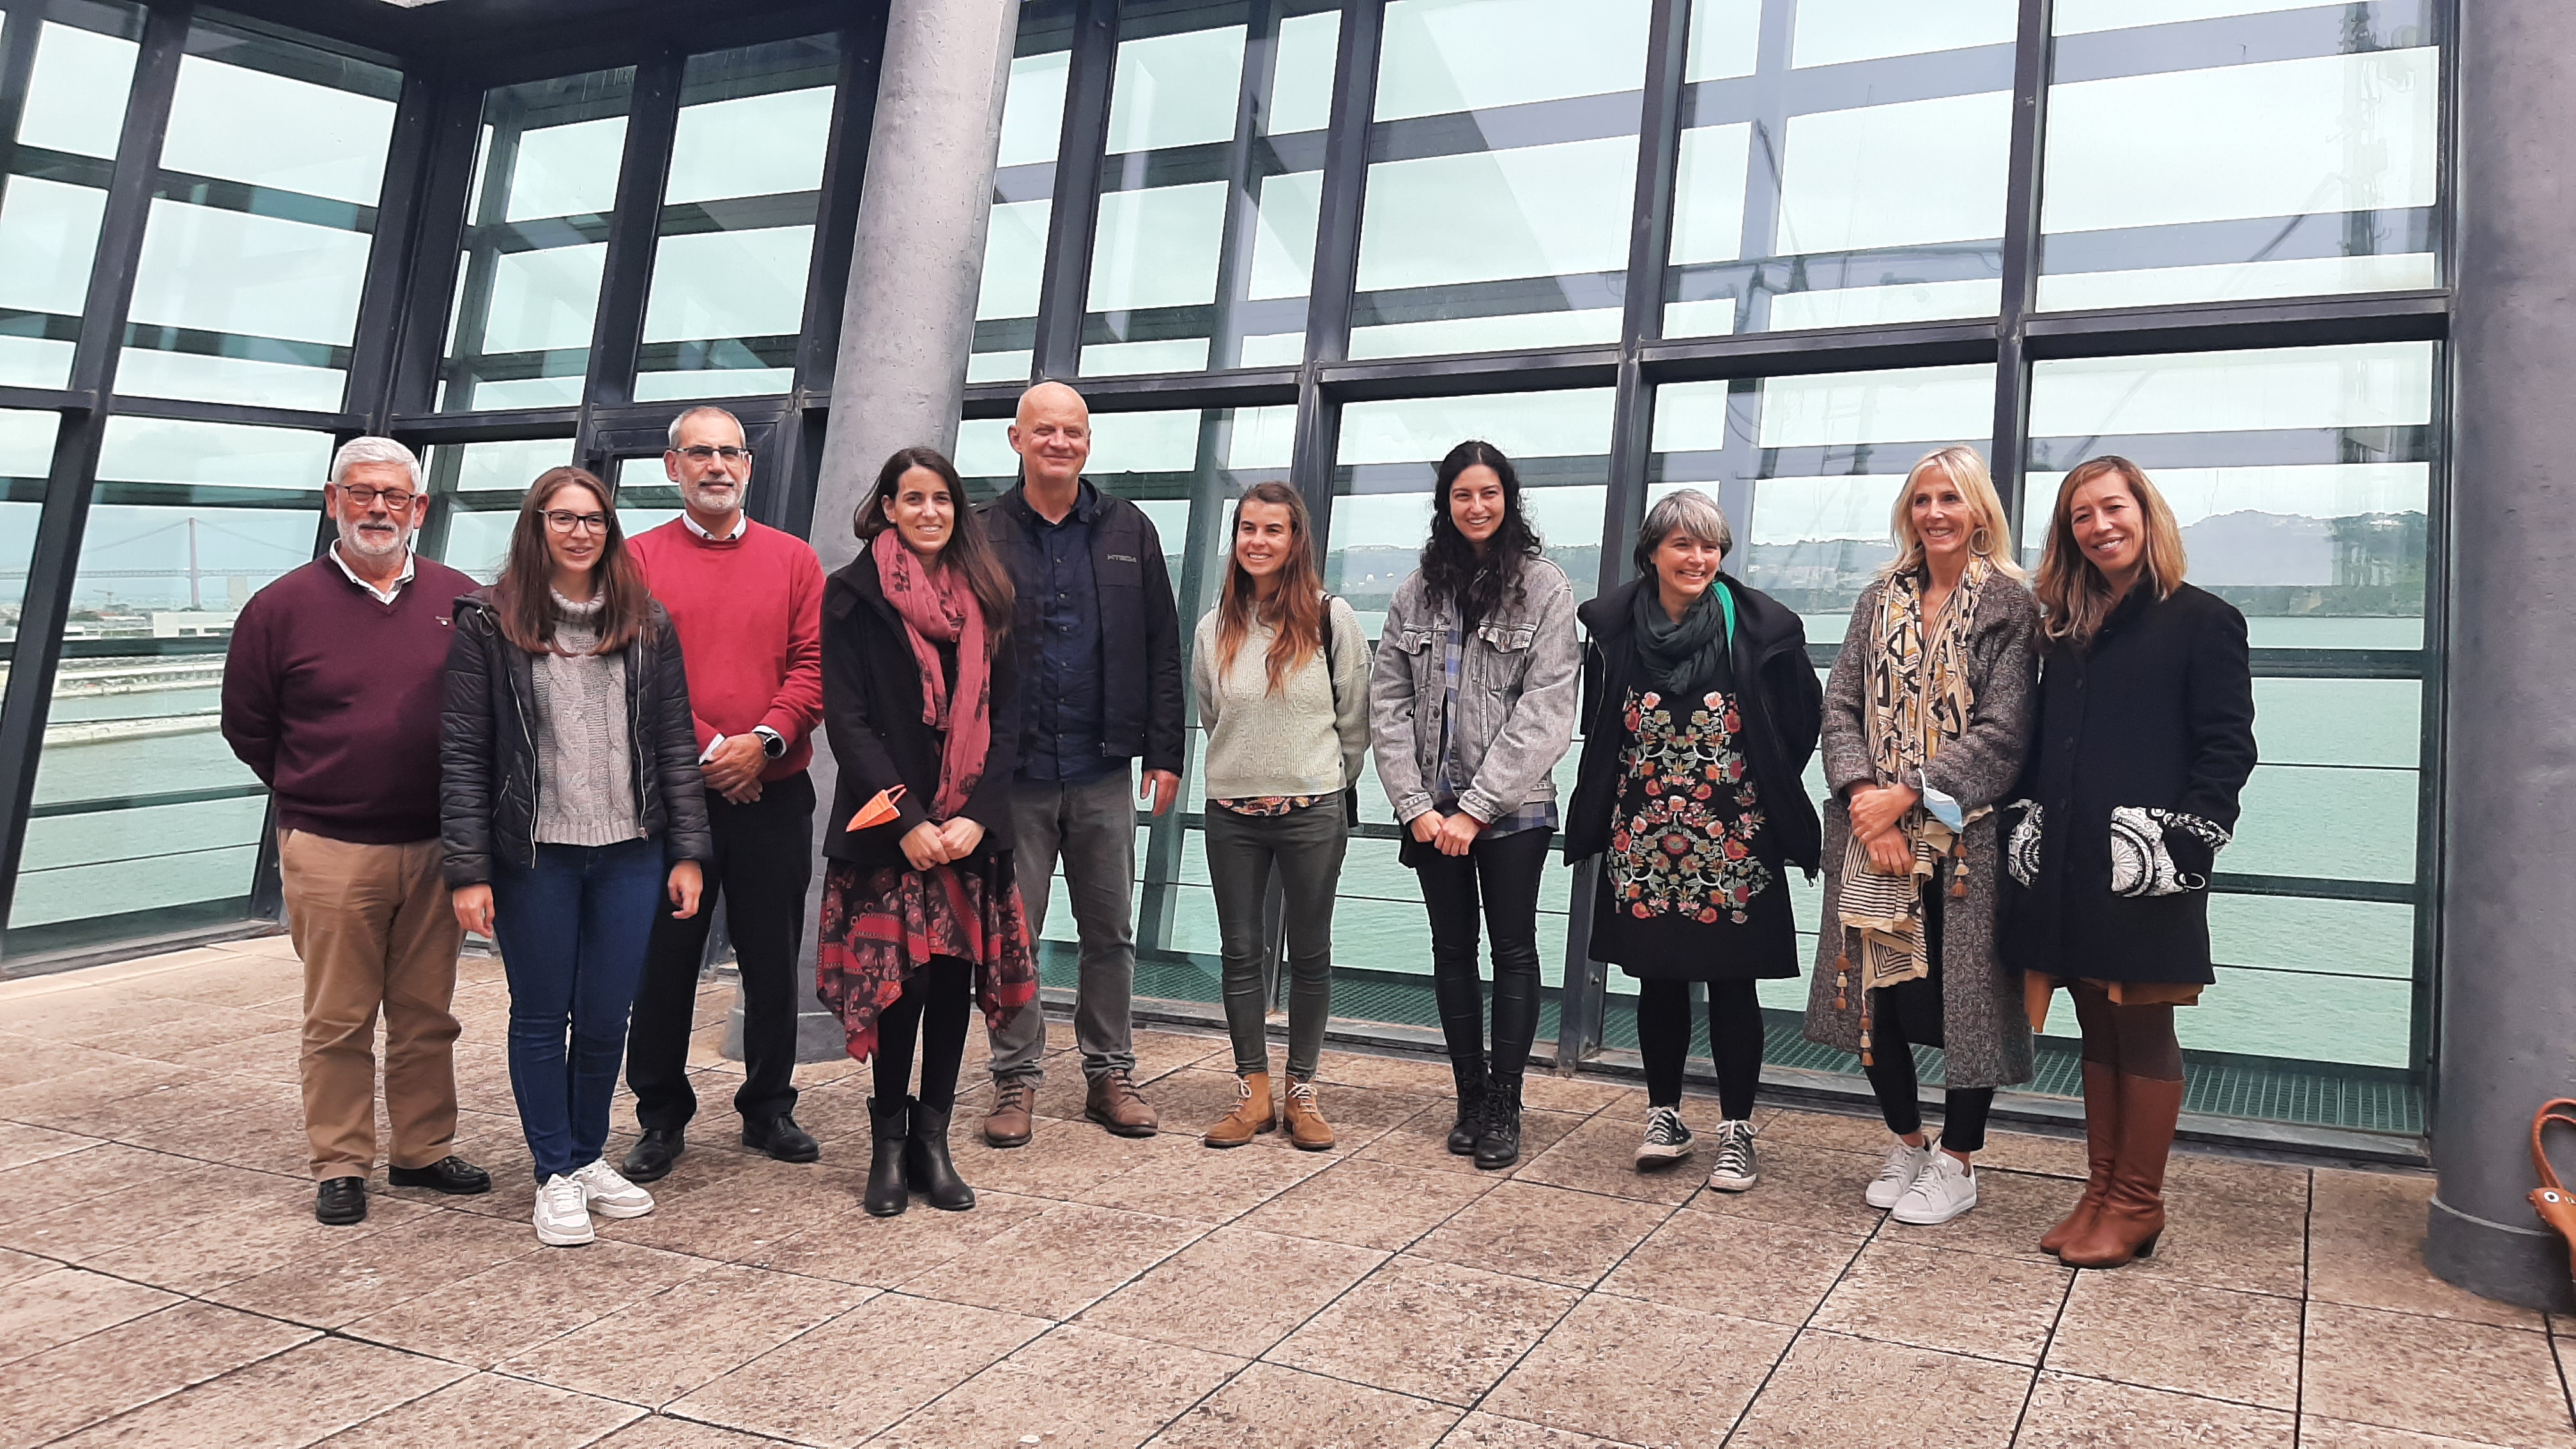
left=0, top=936, right=2567, bottom=1448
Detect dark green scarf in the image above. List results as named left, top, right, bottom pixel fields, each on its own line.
left=1631, top=577, right=1736, bottom=697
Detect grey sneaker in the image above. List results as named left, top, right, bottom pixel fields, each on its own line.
left=1705, top=1119, right=1759, bottom=1192
left=1635, top=1105, right=1696, bottom=1167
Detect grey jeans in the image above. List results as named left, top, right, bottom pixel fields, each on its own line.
left=988, top=770, right=1138, bottom=1084
left=1204, top=797, right=1346, bottom=1081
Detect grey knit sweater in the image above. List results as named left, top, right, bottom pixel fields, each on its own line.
left=532, top=591, right=642, bottom=847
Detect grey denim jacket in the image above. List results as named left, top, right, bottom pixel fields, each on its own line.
left=1368, top=558, right=1581, bottom=827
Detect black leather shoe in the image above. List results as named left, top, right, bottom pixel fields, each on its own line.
left=387, top=1155, right=492, bottom=1195
left=622, top=1127, right=686, bottom=1183
left=864, top=1099, right=909, bottom=1218
left=902, top=1097, right=976, bottom=1212
left=1447, top=1062, right=1489, bottom=1156
left=743, top=1114, right=820, bottom=1163
left=1473, top=1077, right=1524, bottom=1171
left=314, top=1176, right=367, bottom=1225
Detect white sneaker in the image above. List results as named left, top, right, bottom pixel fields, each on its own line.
left=534, top=1174, right=594, bottom=1246
left=569, top=1158, right=655, bottom=1220
left=1866, top=1135, right=1935, bottom=1209
left=1891, top=1151, right=1978, bottom=1225
left=1635, top=1106, right=1696, bottom=1166
left=1705, top=1119, right=1759, bottom=1192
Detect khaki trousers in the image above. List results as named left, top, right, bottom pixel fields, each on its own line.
left=278, top=831, right=464, bottom=1180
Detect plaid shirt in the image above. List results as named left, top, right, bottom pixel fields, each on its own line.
left=1432, top=617, right=1557, bottom=838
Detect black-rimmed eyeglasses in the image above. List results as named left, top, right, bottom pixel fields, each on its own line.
left=673, top=445, right=752, bottom=463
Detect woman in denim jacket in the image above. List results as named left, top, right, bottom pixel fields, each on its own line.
left=1368, top=441, right=1580, bottom=1167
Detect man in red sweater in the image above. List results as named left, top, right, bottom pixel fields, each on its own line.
left=620, top=406, right=827, bottom=1181
left=222, top=438, right=492, bottom=1226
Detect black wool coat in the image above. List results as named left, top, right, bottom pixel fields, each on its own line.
left=1565, top=575, right=1825, bottom=874
left=1998, top=582, right=2258, bottom=985
left=820, top=548, right=1022, bottom=873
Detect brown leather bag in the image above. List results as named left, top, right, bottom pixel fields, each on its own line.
left=2527, top=1099, right=2576, bottom=1271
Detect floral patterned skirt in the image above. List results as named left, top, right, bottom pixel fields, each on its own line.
left=816, top=855, right=1038, bottom=1062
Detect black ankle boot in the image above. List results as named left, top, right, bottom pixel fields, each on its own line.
left=864, top=1098, right=910, bottom=1218
left=1473, top=1076, right=1523, bottom=1170
left=1447, top=1061, right=1489, bottom=1156
left=902, top=1097, right=976, bottom=1211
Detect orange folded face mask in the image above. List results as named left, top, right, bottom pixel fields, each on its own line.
left=848, top=785, right=905, bottom=831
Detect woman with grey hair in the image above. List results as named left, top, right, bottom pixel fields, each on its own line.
left=1565, top=489, right=1821, bottom=1192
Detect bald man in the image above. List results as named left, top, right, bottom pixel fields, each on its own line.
left=975, top=381, right=1184, bottom=1144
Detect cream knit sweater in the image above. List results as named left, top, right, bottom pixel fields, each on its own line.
left=1192, top=596, right=1371, bottom=802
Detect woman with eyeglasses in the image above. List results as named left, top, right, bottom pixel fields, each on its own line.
left=441, top=467, right=710, bottom=1248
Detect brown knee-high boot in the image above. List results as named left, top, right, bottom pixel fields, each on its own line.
left=2040, top=1061, right=2120, bottom=1255
left=2062, top=1074, right=2184, bottom=1268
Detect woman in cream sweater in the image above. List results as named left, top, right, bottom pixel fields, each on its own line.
left=1190, top=481, right=1370, bottom=1151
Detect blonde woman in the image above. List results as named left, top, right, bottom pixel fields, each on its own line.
left=2001, top=456, right=2256, bottom=1268
left=1804, top=447, right=2037, bottom=1226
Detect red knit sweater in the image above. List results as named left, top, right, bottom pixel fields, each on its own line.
left=630, top=516, right=824, bottom=779
left=220, top=553, right=478, bottom=845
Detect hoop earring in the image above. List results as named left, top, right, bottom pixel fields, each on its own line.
left=1969, top=525, right=1995, bottom=556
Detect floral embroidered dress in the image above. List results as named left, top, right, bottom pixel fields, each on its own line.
left=1588, top=645, right=1797, bottom=981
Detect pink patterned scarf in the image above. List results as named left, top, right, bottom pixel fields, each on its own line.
left=871, top=526, right=992, bottom=820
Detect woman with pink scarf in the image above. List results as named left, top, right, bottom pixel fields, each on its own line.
left=817, top=446, right=1034, bottom=1218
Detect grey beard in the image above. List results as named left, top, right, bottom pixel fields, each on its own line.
left=338, top=517, right=411, bottom=562
left=682, top=483, right=744, bottom=519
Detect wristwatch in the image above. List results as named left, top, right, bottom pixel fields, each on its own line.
left=753, top=725, right=786, bottom=759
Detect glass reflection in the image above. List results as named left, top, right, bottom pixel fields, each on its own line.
left=423, top=438, right=574, bottom=581
left=0, top=3, right=142, bottom=389
left=969, top=2, right=1076, bottom=385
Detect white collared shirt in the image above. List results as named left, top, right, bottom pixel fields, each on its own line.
left=682, top=509, right=746, bottom=542
left=330, top=541, right=415, bottom=604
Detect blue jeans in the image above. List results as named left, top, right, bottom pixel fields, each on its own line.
left=491, top=839, right=664, bottom=1181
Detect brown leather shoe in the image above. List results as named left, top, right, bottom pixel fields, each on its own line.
left=2041, top=1061, right=2119, bottom=1255
left=1085, top=1069, right=1160, bottom=1137
left=2061, top=1074, right=2184, bottom=1269
left=1202, top=1071, right=1273, bottom=1147
left=1280, top=1077, right=1335, bottom=1151
left=983, top=1079, right=1037, bottom=1149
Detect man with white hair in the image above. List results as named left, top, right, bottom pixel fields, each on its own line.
left=221, top=436, right=490, bottom=1225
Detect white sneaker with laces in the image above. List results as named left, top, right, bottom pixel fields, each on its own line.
left=1705, top=1119, right=1759, bottom=1192
left=1866, top=1135, right=1935, bottom=1209
left=534, top=1174, right=594, bottom=1246
left=1891, top=1150, right=1978, bottom=1225
left=570, top=1158, right=655, bottom=1219
left=1634, top=1106, right=1696, bottom=1167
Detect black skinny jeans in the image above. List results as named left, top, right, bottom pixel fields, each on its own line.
left=1415, top=825, right=1552, bottom=1086
left=1637, top=978, right=1765, bottom=1120
left=1858, top=881, right=1994, bottom=1154
left=871, top=956, right=972, bottom=1114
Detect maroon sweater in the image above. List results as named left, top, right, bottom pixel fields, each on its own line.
left=221, top=553, right=477, bottom=844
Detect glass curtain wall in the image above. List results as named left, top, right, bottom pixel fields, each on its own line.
left=967, top=0, right=2451, bottom=1135
left=0, top=1, right=144, bottom=388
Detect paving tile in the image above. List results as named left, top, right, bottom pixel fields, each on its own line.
left=1597, top=1208, right=1865, bottom=1326
left=2143, top=1177, right=2312, bottom=1298
left=0, top=1039, right=132, bottom=1091
left=1810, top=1240, right=2070, bottom=1364
left=1310, top=1049, right=1459, bottom=1094
left=1267, top=1254, right=1578, bottom=1406
left=1889, top=1165, right=2074, bottom=1264
left=134, top=955, right=305, bottom=1013
left=0, top=1121, right=100, bottom=1172
left=346, top=1239, right=709, bottom=1368
left=1680, top=1141, right=1890, bottom=1237
left=0, top=1301, right=313, bottom=1449
left=209, top=1200, right=539, bottom=1328
left=901, top=1200, right=1205, bottom=1319
left=1074, top=1128, right=1337, bottom=1222
left=0, top=1266, right=179, bottom=1367
left=109, top=1096, right=315, bottom=1177
left=873, top=1323, right=1245, bottom=1448
left=2016, top=1372, right=2296, bottom=1448
left=1408, top=1180, right=1671, bottom=1289
left=84, top=1186, right=436, bottom=1296
left=1142, top=1361, right=1460, bottom=1449
left=83, top=1004, right=305, bottom=1062
left=667, top=1293, right=1050, bottom=1447
left=319, top=1372, right=644, bottom=1447
left=1726, top=1330, right=2029, bottom=1449
left=0, top=1247, right=56, bottom=1289
left=2303, top=1300, right=2576, bottom=1449
left=1480, top=1294, right=1789, bottom=1446
left=1436, top=1412, right=1638, bottom=1448
left=0, top=991, right=204, bottom=1043
left=1349, top=1104, right=1584, bottom=1178
left=939, top=1118, right=1176, bottom=1202
left=0, top=1155, right=286, bottom=1261
left=0, top=1142, right=197, bottom=1226
left=1512, top=1115, right=1712, bottom=1205
left=1080, top=1225, right=1387, bottom=1356
left=2046, top=1271, right=2303, bottom=1409
left=1510, top=1073, right=1634, bottom=1117
left=2309, top=1169, right=2546, bottom=1330
left=1961, top=1124, right=2090, bottom=1179
left=751, top=1191, right=1052, bottom=1287
left=47, top=1335, right=466, bottom=1448
left=592, top=1417, right=783, bottom=1448
left=503, top=1262, right=873, bottom=1407
left=1127, top=1028, right=1232, bottom=1084
left=595, top=1155, right=870, bottom=1260
left=2297, top=1418, right=2538, bottom=1448
left=1235, top=1157, right=1501, bottom=1250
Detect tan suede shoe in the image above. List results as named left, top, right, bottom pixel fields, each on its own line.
left=1202, top=1072, right=1273, bottom=1147
left=1280, top=1077, right=1335, bottom=1151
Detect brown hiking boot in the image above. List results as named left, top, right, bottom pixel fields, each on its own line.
left=1203, top=1072, right=1273, bottom=1147
left=1280, top=1077, right=1335, bottom=1151
left=983, top=1079, right=1037, bottom=1149
left=1085, top=1069, right=1160, bottom=1138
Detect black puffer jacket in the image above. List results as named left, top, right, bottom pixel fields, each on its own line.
left=439, top=589, right=713, bottom=886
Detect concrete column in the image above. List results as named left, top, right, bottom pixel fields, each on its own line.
left=737, top=0, right=1022, bottom=1068
left=2426, top=0, right=2576, bottom=1311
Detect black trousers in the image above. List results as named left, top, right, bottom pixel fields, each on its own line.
left=1414, top=825, right=1551, bottom=1085
left=1858, top=880, right=1995, bottom=1153
left=1638, top=978, right=1764, bottom=1119
left=625, top=770, right=816, bottom=1133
